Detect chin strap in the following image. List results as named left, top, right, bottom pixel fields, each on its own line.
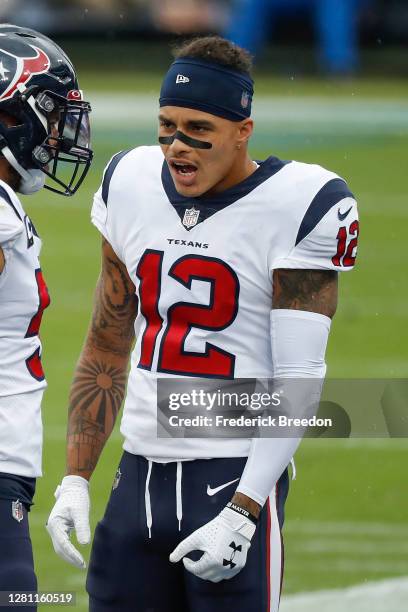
left=1, top=145, right=45, bottom=195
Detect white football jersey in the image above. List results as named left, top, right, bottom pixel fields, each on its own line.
left=0, top=181, right=50, bottom=398
left=0, top=180, right=50, bottom=476
left=92, top=146, right=358, bottom=461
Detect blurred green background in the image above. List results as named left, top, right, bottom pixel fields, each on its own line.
left=19, top=61, right=408, bottom=610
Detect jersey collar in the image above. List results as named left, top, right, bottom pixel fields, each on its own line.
left=161, top=156, right=291, bottom=229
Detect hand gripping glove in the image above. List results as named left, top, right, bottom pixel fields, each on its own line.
left=46, top=475, right=90, bottom=569
left=169, top=502, right=257, bottom=582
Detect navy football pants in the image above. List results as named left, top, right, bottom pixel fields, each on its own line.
left=87, top=452, right=289, bottom=611
left=0, top=499, right=37, bottom=611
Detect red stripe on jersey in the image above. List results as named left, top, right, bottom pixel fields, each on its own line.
left=25, top=269, right=50, bottom=338
left=266, top=497, right=271, bottom=612
left=276, top=483, right=284, bottom=598
left=26, top=347, right=45, bottom=381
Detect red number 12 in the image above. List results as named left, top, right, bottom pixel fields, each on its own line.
left=136, top=251, right=239, bottom=378
left=332, top=220, right=359, bottom=267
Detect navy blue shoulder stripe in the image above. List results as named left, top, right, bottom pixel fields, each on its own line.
left=101, top=149, right=132, bottom=206
left=295, top=178, right=354, bottom=246
left=0, top=185, right=22, bottom=221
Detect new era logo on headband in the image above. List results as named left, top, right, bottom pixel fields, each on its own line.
left=176, top=74, right=190, bottom=84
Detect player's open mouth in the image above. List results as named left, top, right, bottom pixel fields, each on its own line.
left=170, top=160, right=198, bottom=176
left=169, top=159, right=198, bottom=187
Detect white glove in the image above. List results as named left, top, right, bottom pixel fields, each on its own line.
left=170, top=503, right=257, bottom=583
left=46, top=475, right=90, bottom=569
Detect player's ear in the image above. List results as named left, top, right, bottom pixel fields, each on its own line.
left=236, top=118, right=253, bottom=148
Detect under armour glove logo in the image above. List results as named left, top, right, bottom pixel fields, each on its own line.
left=223, top=541, right=242, bottom=569
left=169, top=505, right=256, bottom=583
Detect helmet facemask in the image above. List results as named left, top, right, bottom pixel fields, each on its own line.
left=29, top=88, right=93, bottom=196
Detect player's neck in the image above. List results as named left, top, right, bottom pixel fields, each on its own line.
left=206, top=154, right=258, bottom=196
left=0, top=158, right=20, bottom=192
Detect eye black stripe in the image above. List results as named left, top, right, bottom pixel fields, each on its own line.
left=159, top=130, right=212, bottom=150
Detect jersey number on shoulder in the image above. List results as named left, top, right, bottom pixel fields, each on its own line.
left=136, top=250, right=239, bottom=378
left=25, top=269, right=51, bottom=381
left=332, top=220, right=359, bottom=267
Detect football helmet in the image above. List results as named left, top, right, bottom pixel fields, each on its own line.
left=0, top=24, right=93, bottom=196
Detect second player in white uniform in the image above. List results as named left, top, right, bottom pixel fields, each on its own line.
left=0, top=25, right=92, bottom=606
left=0, top=182, right=49, bottom=477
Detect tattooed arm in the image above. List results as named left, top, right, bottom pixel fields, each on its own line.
left=66, top=238, right=138, bottom=480
left=272, top=269, right=338, bottom=317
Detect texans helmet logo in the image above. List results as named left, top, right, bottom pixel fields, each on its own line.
left=0, top=45, right=50, bottom=101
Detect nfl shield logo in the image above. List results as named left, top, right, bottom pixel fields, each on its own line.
left=112, top=468, right=122, bottom=490
left=12, top=500, right=24, bottom=523
left=241, top=90, right=250, bottom=109
left=182, top=207, right=200, bottom=229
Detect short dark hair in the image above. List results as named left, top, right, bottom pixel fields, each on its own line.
left=174, top=36, right=253, bottom=76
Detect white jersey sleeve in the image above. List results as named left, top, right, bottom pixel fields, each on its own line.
left=91, top=150, right=133, bottom=262
left=91, top=186, right=108, bottom=241
left=274, top=177, right=359, bottom=272
left=0, top=193, right=24, bottom=245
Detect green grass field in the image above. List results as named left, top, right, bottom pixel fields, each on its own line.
left=21, top=74, right=408, bottom=610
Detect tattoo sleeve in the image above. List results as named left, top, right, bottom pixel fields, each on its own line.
left=273, top=269, right=338, bottom=318
left=66, top=239, right=138, bottom=479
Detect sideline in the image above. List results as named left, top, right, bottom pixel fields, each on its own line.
left=280, top=577, right=408, bottom=612
left=90, top=94, right=408, bottom=134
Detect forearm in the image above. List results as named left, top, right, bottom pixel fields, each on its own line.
left=66, top=339, right=129, bottom=480
left=66, top=238, right=137, bottom=479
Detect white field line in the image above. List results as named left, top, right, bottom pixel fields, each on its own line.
left=286, top=519, right=408, bottom=537
left=89, top=94, right=408, bottom=132
left=289, top=559, right=408, bottom=573
left=280, top=577, right=408, bottom=612
left=293, top=539, right=408, bottom=554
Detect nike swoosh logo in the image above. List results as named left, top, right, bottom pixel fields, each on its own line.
left=206, top=478, right=240, bottom=497
left=338, top=206, right=352, bottom=221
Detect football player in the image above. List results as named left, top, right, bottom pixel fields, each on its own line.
left=0, top=25, right=92, bottom=609
left=47, top=36, right=358, bottom=611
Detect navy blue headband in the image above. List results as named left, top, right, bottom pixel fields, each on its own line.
left=159, top=57, right=254, bottom=122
